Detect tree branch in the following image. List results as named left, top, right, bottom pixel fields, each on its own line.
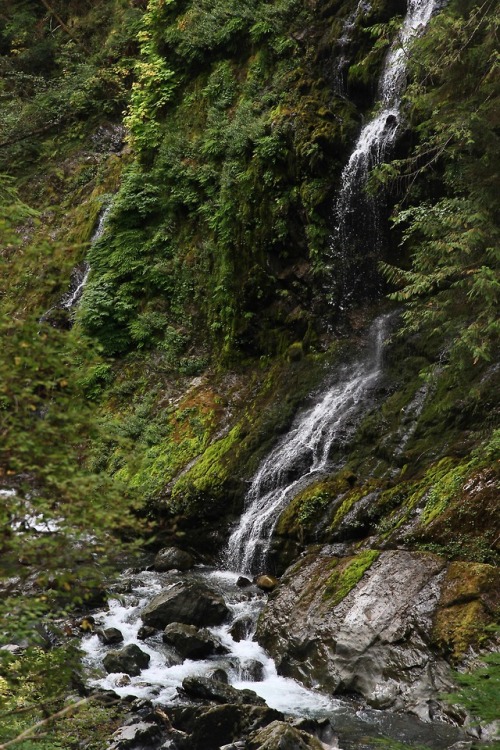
left=0, top=698, right=89, bottom=750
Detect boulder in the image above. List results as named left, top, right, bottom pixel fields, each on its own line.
left=103, top=644, right=150, bottom=676
left=181, top=675, right=266, bottom=706
left=207, top=668, right=229, bottom=684
left=255, top=575, right=279, bottom=592
left=154, top=547, right=194, bottom=572
left=177, top=704, right=283, bottom=750
left=229, top=617, right=253, bottom=642
left=247, top=721, right=324, bottom=750
left=163, top=622, right=228, bottom=659
left=141, top=581, right=229, bottom=629
left=138, top=625, right=157, bottom=641
left=107, top=721, right=162, bottom=749
left=98, top=627, right=124, bottom=646
left=240, top=659, right=265, bottom=682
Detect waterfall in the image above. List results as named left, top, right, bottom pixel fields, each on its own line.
left=224, top=313, right=393, bottom=575
left=333, top=0, right=372, bottom=94
left=331, top=0, right=438, bottom=304
left=59, top=203, right=111, bottom=311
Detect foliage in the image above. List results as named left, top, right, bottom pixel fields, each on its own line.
left=380, top=0, right=499, bottom=371
left=445, top=648, right=500, bottom=735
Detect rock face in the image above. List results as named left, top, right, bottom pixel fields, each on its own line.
left=141, top=580, right=230, bottom=629
left=256, top=549, right=456, bottom=718
left=153, top=546, right=194, bottom=572
left=163, top=622, right=228, bottom=659
left=103, top=644, right=150, bottom=676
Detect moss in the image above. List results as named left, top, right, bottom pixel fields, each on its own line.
left=433, top=562, right=500, bottom=662
left=323, top=550, right=380, bottom=606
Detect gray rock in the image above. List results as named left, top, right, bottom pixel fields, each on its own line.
left=248, top=721, right=324, bottom=750
left=154, top=547, right=194, bottom=572
left=137, top=625, right=157, bottom=640
left=184, top=704, right=283, bottom=750
left=181, top=675, right=266, bottom=706
left=98, top=627, right=124, bottom=645
left=107, top=721, right=162, bottom=749
left=103, top=644, right=150, bottom=676
left=141, top=581, right=229, bottom=629
left=236, top=577, right=252, bottom=588
left=207, top=668, right=229, bottom=684
left=240, top=659, right=265, bottom=682
left=256, top=549, right=454, bottom=714
left=163, top=622, right=228, bottom=659
left=229, top=617, right=253, bottom=642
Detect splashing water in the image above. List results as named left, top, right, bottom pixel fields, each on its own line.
left=224, top=314, right=392, bottom=575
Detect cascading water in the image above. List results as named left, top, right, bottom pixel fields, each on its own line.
left=333, top=0, right=372, bottom=94
left=331, top=0, right=438, bottom=304
left=224, top=313, right=392, bottom=575
left=39, top=202, right=111, bottom=325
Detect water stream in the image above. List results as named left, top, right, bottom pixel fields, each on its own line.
left=224, top=313, right=391, bottom=575
left=331, top=0, right=438, bottom=305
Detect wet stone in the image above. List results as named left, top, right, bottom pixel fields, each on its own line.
left=98, top=627, right=124, bottom=645
left=141, top=581, right=230, bottom=629
left=181, top=675, right=266, bottom=706
left=153, top=547, right=195, bottom=572
left=138, top=625, right=157, bottom=641
left=103, top=644, right=150, bottom=676
left=163, top=622, right=228, bottom=660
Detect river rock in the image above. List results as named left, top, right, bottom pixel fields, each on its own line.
left=153, top=547, right=194, bottom=572
left=141, top=581, right=229, bottom=629
left=240, top=659, right=265, bottom=681
left=107, top=721, right=162, bottom=749
left=255, top=575, right=279, bottom=591
left=236, top=576, right=252, bottom=588
left=138, top=625, right=157, bottom=640
left=163, top=622, right=228, bottom=659
left=229, top=617, right=253, bottom=642
left=103, top=644, right=151, bottom=676
left=98, top=627, right=124, bottom=645
left=181, top=675, right=266, bottom=706
left=247, top=721, right=324, bottom=750
left=256, top=549, right=455, bottom=716
left=177, top=704, right=283, bottom=750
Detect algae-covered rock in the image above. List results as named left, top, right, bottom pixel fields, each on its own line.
left=432, top=561, right=500, bottom=661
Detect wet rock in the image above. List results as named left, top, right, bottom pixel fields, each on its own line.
left=179, top=704, right=283, bottom=750
left=154, top=547, right=194, bottom=572
left=236, top=576, right=252, bottom=588
left=138, top=625, right=157, bottom=640
left=116, top=675, right=131, bottom=687
left=181, top=675, right=266, bottom=706
left=141, top=581, right=229, bottom=629
left=103, top=644, right=150, bottom=676
left=163, top=622, right=228, bottom=659
left=98, top=627, right=124, bottom=646
left=255, top=575, right=279, bottom=592
left=208, top=668, right=229, bottom=684
left=247, top=721, right=324, bottom=750
left=107, top=721, right=162, bottom=749
left=240, top=659, right=265, bottom=681
left=256, top=549, right=455, bottom=715
left=229, top=617, right=253, bottom=642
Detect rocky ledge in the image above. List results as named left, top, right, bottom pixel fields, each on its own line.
left=256, top=548, right=499, bottom=721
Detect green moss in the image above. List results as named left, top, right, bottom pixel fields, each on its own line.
left=323, top=550, right=380, bottom=606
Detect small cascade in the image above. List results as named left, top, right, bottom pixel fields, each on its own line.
left=224, top=313, right=392, bottom=575
left=333, top=0, right=372, bottom=94
left=39, top=203, right=111, bottom=325
left=331, top=0, right=438, bottom=304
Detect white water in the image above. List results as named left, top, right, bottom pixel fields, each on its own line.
left=334, top=0, right=372, bottom=93
left=336, top=0, right=438, bottom=214
left=81, top=568, right=339, bottom=717
left=60, top=203, right=111, bottom=310
left=224, top=314, right=392, bottom=575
